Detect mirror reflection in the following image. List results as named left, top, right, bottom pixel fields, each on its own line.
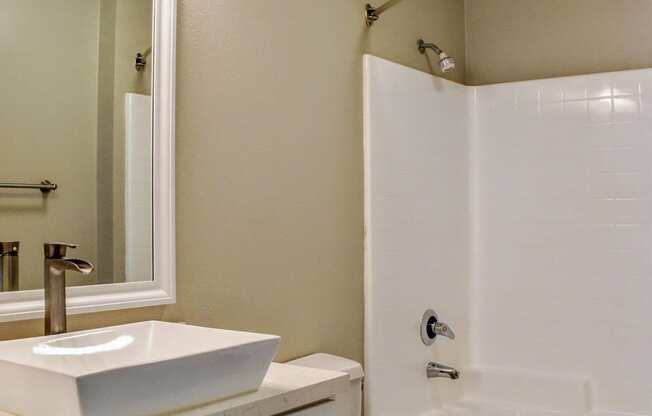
left=0, top=0, right=154, bottom=290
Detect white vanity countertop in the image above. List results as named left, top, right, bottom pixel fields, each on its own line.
left=169, top=362, right=349, bottom=416
left=0, top=363, right=348, bottom=416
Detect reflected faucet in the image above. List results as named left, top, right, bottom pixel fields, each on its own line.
left=427, top=362, right=460, bottom=380
left=44, top=242, right=94, bottom=335
left=0, top=242, right=20, bottom=292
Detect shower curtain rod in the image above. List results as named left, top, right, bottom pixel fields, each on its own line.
left=135, top=46, right=152, bottom=72
left=365, top=0, right=403, bottom=26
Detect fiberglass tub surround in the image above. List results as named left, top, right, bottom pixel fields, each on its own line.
left=364, top=55, right=652, bottom=416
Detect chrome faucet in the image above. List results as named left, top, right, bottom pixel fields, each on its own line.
left=0, top=242, right=20, bottom=292
left=44, top=242, right=94, bottom=335
left=427, top=362, right=460, bottom=380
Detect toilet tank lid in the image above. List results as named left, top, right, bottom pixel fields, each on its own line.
left=286, top=353, right=364, bottom=381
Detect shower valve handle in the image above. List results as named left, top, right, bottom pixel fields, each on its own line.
left=421, top=309, right=456, bottom=345
left=432, top=322, right=455, bottom=340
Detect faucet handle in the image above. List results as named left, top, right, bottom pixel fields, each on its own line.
left=432, top=321, right=456, bottom=340
left=421, top=309, right=456, bottom=345
left=44, top=242, right=78, bottom=259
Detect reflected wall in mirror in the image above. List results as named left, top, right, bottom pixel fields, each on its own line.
left=0, top=0, right=155, bottom=290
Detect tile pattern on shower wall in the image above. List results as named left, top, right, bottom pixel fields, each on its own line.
left=472, top=69, right=652, bottom=415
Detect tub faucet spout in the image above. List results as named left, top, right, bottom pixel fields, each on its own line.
left=427, top=362, right=460, bottom=380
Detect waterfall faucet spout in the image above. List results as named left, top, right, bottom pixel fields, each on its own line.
left=44, top=242, right=94, bottom=335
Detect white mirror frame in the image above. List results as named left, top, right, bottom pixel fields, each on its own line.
left=0, top=0, right=177, bottom=322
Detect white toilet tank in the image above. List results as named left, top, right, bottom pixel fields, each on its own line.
left=287, top=353, right=364, bottom=416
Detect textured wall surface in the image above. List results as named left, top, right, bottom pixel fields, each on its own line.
left=97, top=0, right=117, bottom=284
left=0, top=0, right=466, bottom=364
left=168, top=0, right=465, bottom=363
left=465, top=0, right=652, bottom=85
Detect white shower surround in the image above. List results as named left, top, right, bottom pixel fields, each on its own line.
left=364, top=55, right=652, bottom=416
left=125, top=93, right=153, bottom=283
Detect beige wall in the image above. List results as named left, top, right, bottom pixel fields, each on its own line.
left=170, top=0, right=465, bottom=363
left=465, top=0, right=652, bottom=85
left=0, top=0, right=100, bottom=289
left=0, top=0, right=465, bottom=364
left=97, top=0, right=117, bottom=284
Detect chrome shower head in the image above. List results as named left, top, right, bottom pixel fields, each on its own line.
left=417, top=39, right=456, bottom=73
left=437, top=53, right=456, bottom=73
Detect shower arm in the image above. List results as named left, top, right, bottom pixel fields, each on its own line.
left=135, top=47, right=152, bottom=72
left=417, top=40, right=443, bottom=56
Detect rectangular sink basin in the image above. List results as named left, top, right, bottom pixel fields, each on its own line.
left=0, top=321, right=280, bottom=416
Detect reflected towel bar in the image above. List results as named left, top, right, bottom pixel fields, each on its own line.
left=0, top=180, right=57, bottom=193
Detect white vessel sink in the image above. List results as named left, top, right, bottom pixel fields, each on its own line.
left=0, top=321, right=280, bottom=416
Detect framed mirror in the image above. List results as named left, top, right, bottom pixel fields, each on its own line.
left=0, top=0, right=176, bottom=320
